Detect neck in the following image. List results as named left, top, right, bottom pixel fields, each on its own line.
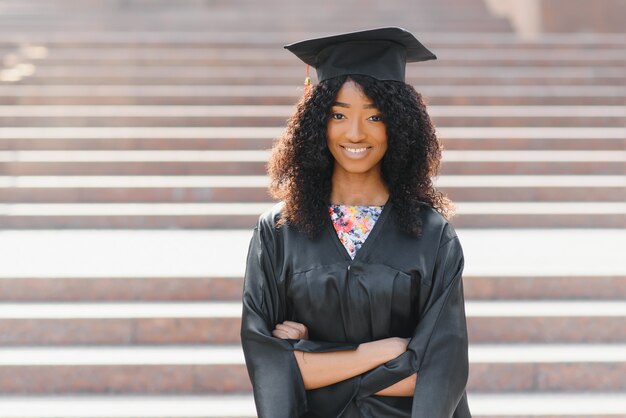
left=329, top=166, right=389, bottom=206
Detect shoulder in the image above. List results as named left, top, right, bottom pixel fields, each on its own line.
left=253, top=201, right=287, bottom=250
left=413, top=205, right=465, bottom=279
left=412, top=202, right=459, bottom=248
left=256, top=201, right=285, bottom=231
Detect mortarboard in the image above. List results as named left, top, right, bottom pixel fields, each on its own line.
left=284, top=26, right=436, bottom=84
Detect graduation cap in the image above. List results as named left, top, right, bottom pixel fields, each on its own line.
left=284, top=26, right=436, bottom=84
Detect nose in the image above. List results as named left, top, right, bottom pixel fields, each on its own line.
left=345, top=119, right=366, bottom=142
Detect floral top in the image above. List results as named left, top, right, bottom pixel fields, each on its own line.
left=328, top=203, right=384, bottom=259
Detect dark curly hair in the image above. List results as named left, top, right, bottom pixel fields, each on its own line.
left=268, top=74, right=455, bottom=239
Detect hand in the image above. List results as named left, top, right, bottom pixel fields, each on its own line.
left=272, top=320, right=309, bottom=340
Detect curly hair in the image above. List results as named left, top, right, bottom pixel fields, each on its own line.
left=267, top=74, right=455, bottom=239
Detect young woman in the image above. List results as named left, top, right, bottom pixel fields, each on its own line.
left=240, top=27, right=472, bottom=418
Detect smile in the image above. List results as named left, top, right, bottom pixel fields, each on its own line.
left=342, top=146, right=371, bottom=154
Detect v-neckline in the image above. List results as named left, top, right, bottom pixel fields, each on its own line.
left=326, top=197, right=392, bottom=263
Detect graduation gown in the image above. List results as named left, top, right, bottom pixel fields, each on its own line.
left=240, top=199, right=472, bottom=418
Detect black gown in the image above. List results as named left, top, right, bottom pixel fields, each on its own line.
left=240, top=198, right=472, bottom=418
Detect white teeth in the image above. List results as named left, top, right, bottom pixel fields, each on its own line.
left=344, top=147, right=368, bottom=153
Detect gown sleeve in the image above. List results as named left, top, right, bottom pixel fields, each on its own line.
left=356, top=234, right=471, bottom=418
left=240, top=219, right=359, bottom=418
left=240, top=223, right=308, bottom=418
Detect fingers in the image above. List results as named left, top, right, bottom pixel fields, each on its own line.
left=272, top=328, right=292, bottom=339
left=272, top=325, right=298, bottom=339
left=283, top=321, right=308, bottom=336
left=271, top=321, right=309, bottom=339
left=274, top=323, right=303, bottom=339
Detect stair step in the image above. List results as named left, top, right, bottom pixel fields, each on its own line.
left=2, top=174, right=621, bottom=187
left=0, top=202, right=626, bottom=218
left=0, top=393, right=624, bottom=418
left=2, top=316, right=624, bottom=345
left=12, top=65, right=624, bottom=78
left=3, top=116, right=620, bottom=127
left=18, top=79, right=624, bottom=89
left=2, top=343, right=613, bottom=364
left=0, top=202, right=623, bottom=228
left=2, top=150, right=622, bottom=175
left=3, top=95, right=623, bottom=107
left=4, top=161, right=621, bottom=175
left=1, top=85, right=624, bottom=108
left=13, top=58, right=613, bottom=69
left=13, top=65, right=623, bottom=76
left=1, top=136, right=622, bottom=151
left=1, top=30, right=623, bottom=44
left=18, top=46, right=626, bottom=61
left=5, top=150, right=620, bottom=162
left=0, top=216, right=620, bottom=229
left=0, top=24, right=513, bottom=35
left=1, top=105, right=622, bottom=127
left=37, top=57, right=616, bottom=66
left=2, top=301, right=624, bottom=319
left=0, top=301, right=624, bottom=345
left=469, top=393, right=626, bottom=416
left=466, top=275, right=626, bottom=300
left=0, top=344, right=623, bottom=393
left=2, top=126, right=621, bottom=140
left=1, top=202, right=623, bottom=215
left=1, top=84, right=624, bottom=97
left=1, top=275, right=624, bottom=302
left=18, top=73, right=626, bottom=86
left=4, top=105, right=624, bottom=117
left=1, top=187, right=620, bottom=203
left=1, top=229, right=623, bottom=278
left=0, top=276, right=242, bottom=301
left=12, top=85, right=626, bottom=98
left=1, top=30, right=624, bottom=45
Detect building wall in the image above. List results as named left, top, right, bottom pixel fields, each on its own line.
left=485, top=0, right=624, bottom=38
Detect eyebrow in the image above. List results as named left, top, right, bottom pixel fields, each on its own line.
left=333, top=101, right=378, bottom=109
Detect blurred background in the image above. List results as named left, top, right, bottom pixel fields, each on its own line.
left=0, top=0, right=625, bottom=417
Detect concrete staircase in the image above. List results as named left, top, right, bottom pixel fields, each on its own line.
left=1, top=0, right=625, bottom=417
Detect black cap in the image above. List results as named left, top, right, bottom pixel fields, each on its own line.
left=284, top=27, right=436, bottom=83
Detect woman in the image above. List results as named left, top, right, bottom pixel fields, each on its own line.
left=240, top=27, right=472, bottom=418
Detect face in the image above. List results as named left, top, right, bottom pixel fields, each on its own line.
left=326, top=79, right=388, bottom=176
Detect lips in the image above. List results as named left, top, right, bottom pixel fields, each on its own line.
left=340, top=145, right=372, bottom=159
left=341, top=146, right=372, bottom=159
left=345, top=147, right=367, bottom=153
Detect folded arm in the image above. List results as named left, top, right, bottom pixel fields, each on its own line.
left=273, top=320, right=415, bottom=395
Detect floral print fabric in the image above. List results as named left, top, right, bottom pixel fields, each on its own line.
left=328, top=203, right=384, bottom=259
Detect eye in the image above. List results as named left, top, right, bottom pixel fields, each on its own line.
left=331, top=112, right=345, bottom=120
left=368, top=114, right=383, bottom=122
